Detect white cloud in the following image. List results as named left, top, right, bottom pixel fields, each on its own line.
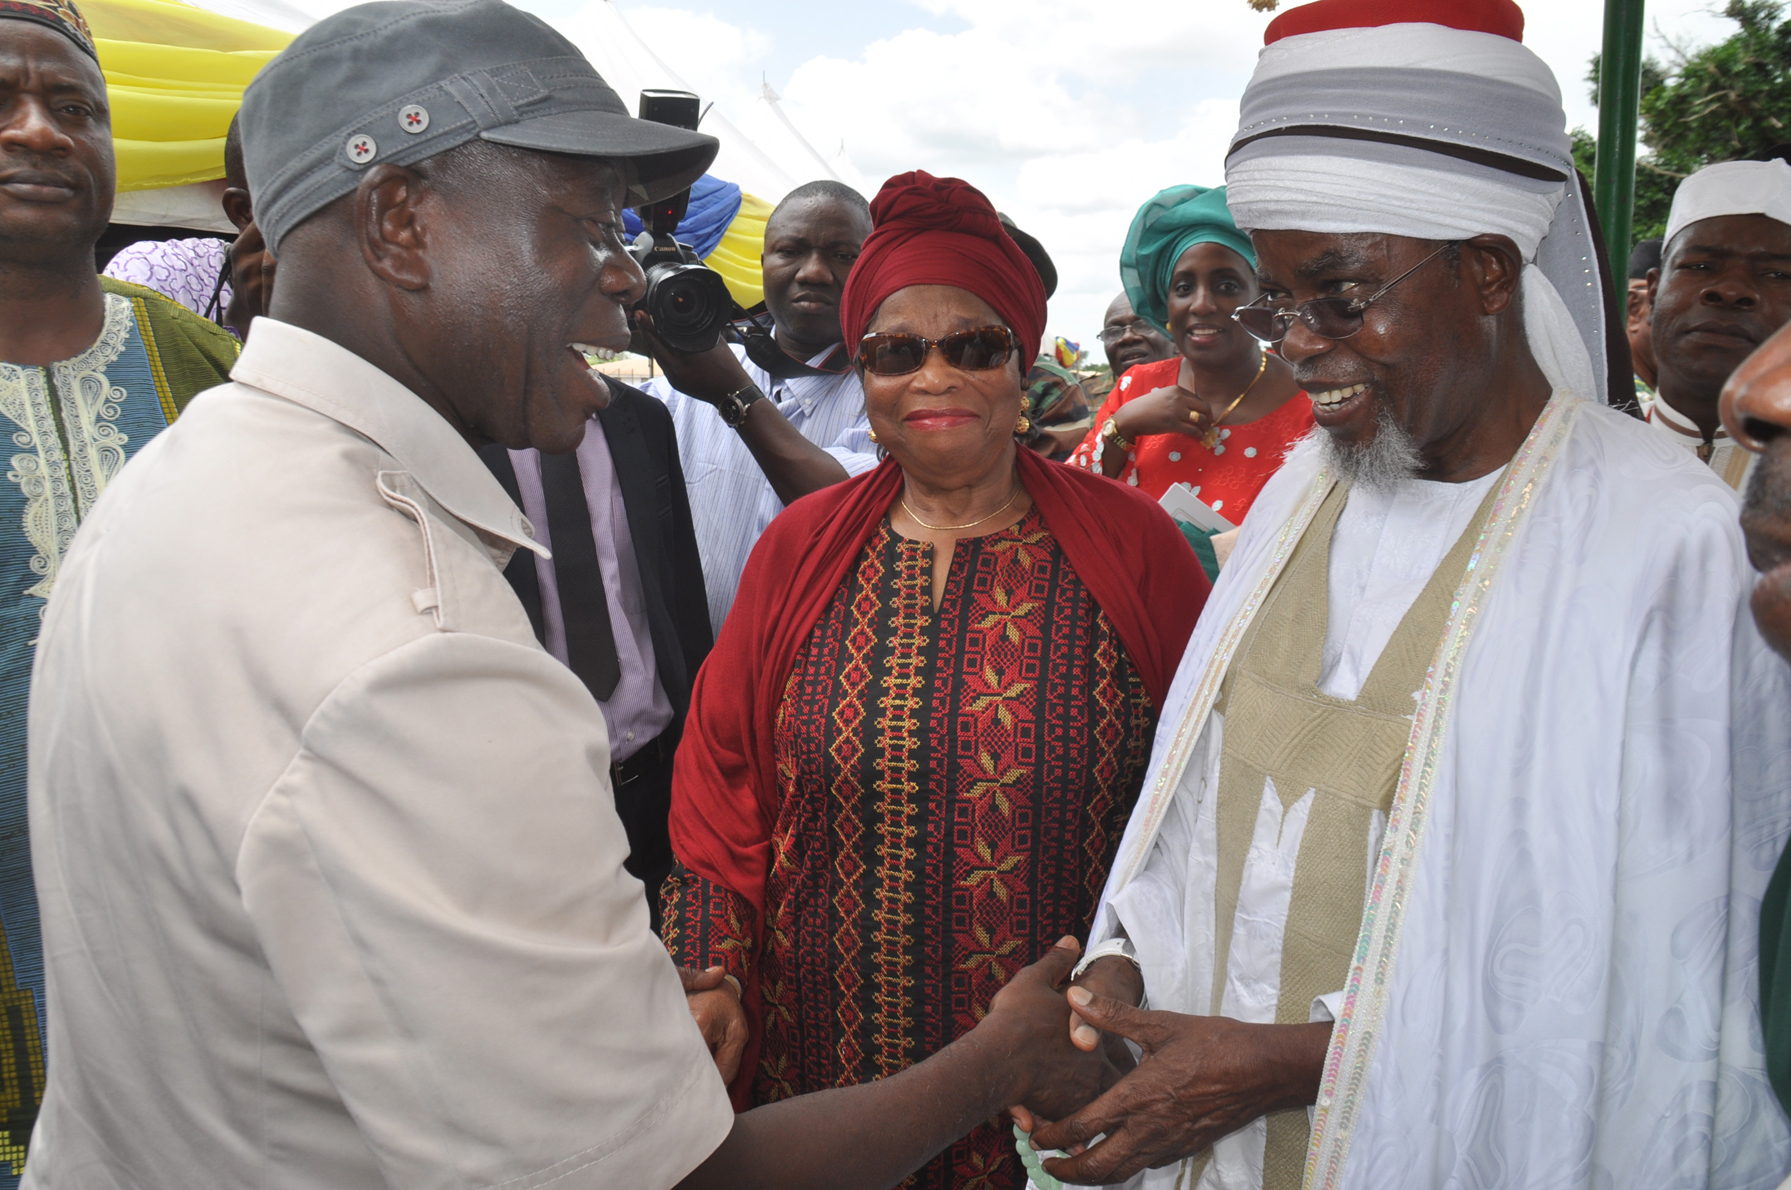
left=1013, top=103, right=1242, bottom=346
left=620, top=5, right=771, bottom=70
left=216, top=0, right=1751, bottom=355
left=605, top=0, right=1753, bottom=351
left=761, top=6, right=1268, bottom=349
left=781, top=34, right=1101, bottom=174
left=910, top=0, right=1273, bottom=75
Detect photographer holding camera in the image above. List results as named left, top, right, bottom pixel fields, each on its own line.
left=638, top=179, right=876, bottom=634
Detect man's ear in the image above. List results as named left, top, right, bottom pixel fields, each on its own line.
left=1646, top=265, right=1661, bottom=310
left=221, top=187, right=253, bottom=233
left=353, top=164, right=431, bottom=292
left=1465, top=234, right=1524, bottom=316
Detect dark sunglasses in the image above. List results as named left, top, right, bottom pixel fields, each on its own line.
left=1231, top=241, right=1460, bottom=344
left=857, top=327, right=1019, bottom=376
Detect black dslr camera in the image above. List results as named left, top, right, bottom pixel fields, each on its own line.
left=630, top=90, right=735, bottom=354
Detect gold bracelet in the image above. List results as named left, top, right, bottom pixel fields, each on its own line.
left=1102, top=416, right=1135, bottom=453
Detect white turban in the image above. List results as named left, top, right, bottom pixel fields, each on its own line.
left=1224, top=22, right=1610, bottom=404
left=1664, top=158, right=1791, bottom=248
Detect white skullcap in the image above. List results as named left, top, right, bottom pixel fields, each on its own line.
left=1664, top=159, right=1791, bottom=249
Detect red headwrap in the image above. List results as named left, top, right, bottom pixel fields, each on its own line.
left=838, top=170, right=1049, bottom=364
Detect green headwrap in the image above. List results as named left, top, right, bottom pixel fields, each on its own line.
left=1119, top=184, right=1255, bottom=337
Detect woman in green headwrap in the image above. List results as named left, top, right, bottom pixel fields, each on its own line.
left=1070, top=185, right=1311, bottom=529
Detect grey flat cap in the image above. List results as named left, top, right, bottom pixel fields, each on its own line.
left=240, top=0, right=719, bottom=253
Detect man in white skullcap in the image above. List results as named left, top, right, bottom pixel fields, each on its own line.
left=1014, top=2, right=1791, bottom=1188
left=1643, top=158, right=1791, bottom=489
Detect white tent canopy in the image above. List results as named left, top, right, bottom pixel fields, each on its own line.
left=554, top=0, right=839, bottom=203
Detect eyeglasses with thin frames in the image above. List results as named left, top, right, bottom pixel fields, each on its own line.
left=1231, top=241, right=1460, bottom=344
left=1098, top=317, right=1157, bottom=345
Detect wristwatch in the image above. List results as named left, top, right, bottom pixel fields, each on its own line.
left=1101, top=415, right=1135, bottom=453
left=716, top=382, right=766, bottom=428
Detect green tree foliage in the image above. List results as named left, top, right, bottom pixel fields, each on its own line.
left=1576, top=0, right=1791, bottom=246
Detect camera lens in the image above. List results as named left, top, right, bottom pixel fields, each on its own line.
left=642, top=262, right=733, bottom=353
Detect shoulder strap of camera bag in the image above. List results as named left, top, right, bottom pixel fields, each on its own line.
left=730, top=306, right=854, bottom=379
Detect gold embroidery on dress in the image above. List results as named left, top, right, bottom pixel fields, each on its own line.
left=0, top=293, right=132, bottom=604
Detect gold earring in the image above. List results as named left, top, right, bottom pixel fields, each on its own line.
left=1015, top=415, right=1031, bottom=434
left=868, top=427, right=879, bottom=442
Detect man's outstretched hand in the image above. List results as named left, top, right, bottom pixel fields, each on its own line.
left=978, top=939, right=1128, bottom=1125
left=1024, top=988, right=1331, bottom=1185
left=679, top=939, right=1124, bottom=1190
left=680, top=965, right=748, bottom=1084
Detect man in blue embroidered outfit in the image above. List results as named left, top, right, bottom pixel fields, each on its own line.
left=0, top=3, right=234, bottom=1175
left=1014, top=1, right=1791, bottom=1188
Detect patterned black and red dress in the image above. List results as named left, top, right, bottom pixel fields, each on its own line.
left=663, top=506, right=1157, bottom=1190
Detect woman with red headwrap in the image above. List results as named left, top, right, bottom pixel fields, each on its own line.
left=660, top=171, right=1209, bottom=1190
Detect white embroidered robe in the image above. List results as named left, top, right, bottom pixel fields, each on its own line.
left=1087, top=394, right=1791, bottom=1190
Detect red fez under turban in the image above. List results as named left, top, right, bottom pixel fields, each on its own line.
left=1264, top=0, right=1523, bottom=44
left=839, top=171, right=1049, bottom=367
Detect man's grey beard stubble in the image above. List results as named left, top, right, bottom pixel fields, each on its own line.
left=1315, top=402, right=1423, bottom=492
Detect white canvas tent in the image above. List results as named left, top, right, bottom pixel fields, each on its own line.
left=553, top=0, right=840, bottom=203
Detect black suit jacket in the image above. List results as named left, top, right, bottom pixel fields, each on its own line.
left=480, top=378, right=712, bottom=728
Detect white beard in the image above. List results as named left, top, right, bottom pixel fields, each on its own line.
left=1312, top=403, right=1422, bottom=492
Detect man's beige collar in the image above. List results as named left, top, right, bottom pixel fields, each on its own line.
left=230, top=319, right=548, bottom=559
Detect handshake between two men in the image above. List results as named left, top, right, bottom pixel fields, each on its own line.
left=683, top=943, right=1331, bottom=1188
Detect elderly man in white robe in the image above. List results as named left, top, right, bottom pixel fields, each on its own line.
left=1013, top=2, right=1791, bottom=1189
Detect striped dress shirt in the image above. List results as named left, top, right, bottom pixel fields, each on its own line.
left=642, top=341, right=876, bottom=634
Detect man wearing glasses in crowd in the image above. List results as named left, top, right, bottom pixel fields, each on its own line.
left=1087, top=291, right=1175, bottom=405
left=1012, top=3, right=1791, bottom=1188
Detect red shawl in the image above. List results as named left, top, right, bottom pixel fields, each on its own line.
left=668, top=450, right=1209, bottom=1103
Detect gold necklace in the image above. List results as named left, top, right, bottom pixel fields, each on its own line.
left=900, top=483, right=1023, bottom=532
left=1192, top=351, right=1268, bottom=451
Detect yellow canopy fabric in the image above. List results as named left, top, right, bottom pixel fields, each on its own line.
left=702, top=190, right=771, bottom=309
left=82, top=0, right=290, bottom=191
left=76, top=0, right=783, bottom=297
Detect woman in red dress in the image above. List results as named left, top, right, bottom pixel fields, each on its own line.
left=1070, top=185, right=1312, bottom=525
left=663, top=172, right=1208, bottom=1190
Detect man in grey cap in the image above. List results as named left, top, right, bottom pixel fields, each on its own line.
left=20, top=3, right=1105, bottom=1188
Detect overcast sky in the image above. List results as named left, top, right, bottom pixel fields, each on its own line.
left=262, top=0, right=1749, bottom=353
left=562, top=0, right=1738, bottom=355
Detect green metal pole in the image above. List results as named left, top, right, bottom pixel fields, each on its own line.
left=1593, top=0, right=1647, bottom=307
